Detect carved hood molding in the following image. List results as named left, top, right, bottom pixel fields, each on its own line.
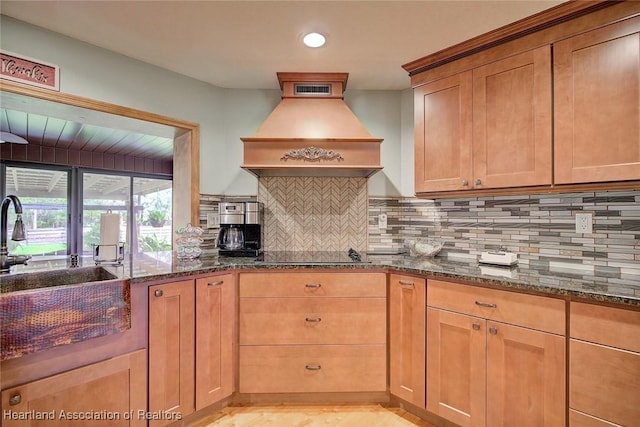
left=241, top=72, right=383, bottom=177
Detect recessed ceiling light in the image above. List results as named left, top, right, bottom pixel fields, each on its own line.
left=303, top=32, right=326, bottom=48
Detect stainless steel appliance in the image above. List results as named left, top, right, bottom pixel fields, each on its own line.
left=216, top=201, right=263, bottom=257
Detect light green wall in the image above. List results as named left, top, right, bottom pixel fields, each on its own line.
left=1, top=16, right=414, bottom=197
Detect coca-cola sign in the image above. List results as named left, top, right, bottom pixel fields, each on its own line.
left=1, top=50, right=59, bottom=91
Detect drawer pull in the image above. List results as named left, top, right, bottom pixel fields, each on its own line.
left=305, top=317, right=322, bottom=323
left=472, top=323, right=481, bottom=331
left=208, top=280, right=224, bottom=287
left=489, top=327, right=498, bottom=335
left=475, top=300, right=496, bottom=308
left=398, top=280, right=414, bottom=287
left=305, top=283, right=322, bottom=289
left=154, top=289, right=164, bottom=297
left=9, top=394, right=21, bottom=406
left=305, top=364, right=322, bottom=371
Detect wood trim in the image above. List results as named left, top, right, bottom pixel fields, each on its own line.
left=0, top=79, right=201, bottom=226
left=416, top=180, right=640, bottom=199
left=402, top=0, right=617, bottom=75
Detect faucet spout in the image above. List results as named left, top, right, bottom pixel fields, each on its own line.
left=1, top=195, right=31, bottom=273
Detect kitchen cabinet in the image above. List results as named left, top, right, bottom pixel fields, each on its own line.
left=426, top=279, right=565, bottom=427
left=238, top=271, right=386, bottom=393
left=414, top=46, right=551, bottom=194
left=389, top=274, right=425, bottom=407
left=1, top=349, right=147, bottom=427
left=148, top=279, right=195, bottom=426
left=569, top=302, right=640, bottom=426
left=195, top=273, right=234, bottom=409
left=554, top=15, right=640, bottom=184
left=148, top=274, right=235, bottom=424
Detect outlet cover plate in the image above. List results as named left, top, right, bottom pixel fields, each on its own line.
left=378, top=214, right=387, bottom=230
left=575, top=213, right=593, bottom=234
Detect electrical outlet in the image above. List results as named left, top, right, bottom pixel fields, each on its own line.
left=575, top=213, right=593, bottom=234
left=378, top=214, right=387, bottom=230
left=206, top=213, right=219, bottom=229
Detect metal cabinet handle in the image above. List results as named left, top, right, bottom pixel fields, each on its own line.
left=9, top=394, right=21, bottom=405
left=475, top=300, right=496, bottom=308
left=305, top=283, right=322, bottom=289
left=462, top=180, right=469, bottom=186
left=398, top=280, right=414, bottom=287
left=489, top=327, right=498, bottom=335
left=475, top=179, right=482, bottom=185
left=305, top=317, right=322, bottom=323
left=305, top=364, right=322, bottom=371
left=472, top=323, right=481, bottom=331
left=154, top=289, right=164, bottom=297
left=208, top=280, right=224, bottom=287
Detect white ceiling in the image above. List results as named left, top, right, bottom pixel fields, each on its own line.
left=0, top=0, right=564, bottom=91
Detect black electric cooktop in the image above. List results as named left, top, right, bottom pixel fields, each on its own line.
left=255, top=249, right=370, bottom=265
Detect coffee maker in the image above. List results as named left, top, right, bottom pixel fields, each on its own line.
left=216, top=201, right=263, bottom=257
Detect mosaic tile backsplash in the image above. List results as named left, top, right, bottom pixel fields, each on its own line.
left=368, top=190, right=640, bottom=278
left=201, top=188, right=640, bottom=279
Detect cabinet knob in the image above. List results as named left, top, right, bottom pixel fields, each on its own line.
left=472, top=323, right=481, bottom=331
left=305, top=283, right=322, bottom=289
left=154, top=289, right=164, bottom=297
left=489, top=327, right=498, bottom=335
left=208, top=280, right=224, bottom=287
left=305, top=317, right=322, bottom=323
left=475, top=179, right=482, bottom=185
left=462, top=180, right=469, bottom=186
left=398, top=280, right=414, bottom=287
left=9, top=394, right=21, bottom=406
left=305, top=364, right=322, bottom=371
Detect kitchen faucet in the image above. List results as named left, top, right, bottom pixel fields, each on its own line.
left=1, top=195, right=31, bottom=273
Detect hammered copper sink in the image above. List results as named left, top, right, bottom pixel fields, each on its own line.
left=0, top=266, right=131, bottom=360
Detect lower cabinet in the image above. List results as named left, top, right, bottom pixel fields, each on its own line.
left=1, top=349, right=147, bottom=427
left=238, top=271, right=387, bottom=393
left=389, top=274, right=426, bottom=407
left=426, top=279, right=566, bottom=427
left=569, top=302, right=640, bottom=426
left=148, top=274, right=234, bottom=426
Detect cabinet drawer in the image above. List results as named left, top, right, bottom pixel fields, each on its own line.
left=238, top=344, right=386, bottom=393
left=427, top=279, right=565, bottom=334
left=239, top=297, right=386, bottom=345
left=569, top=410, right=620, bottom=427
left=570, top=339, right=640, bottom=426
left=571, top=302, right=640, bottom=352
left=239, top=272, right=386, bottom=297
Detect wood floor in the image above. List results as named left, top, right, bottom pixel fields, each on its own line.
left=190, top=404, right=437, bottom=427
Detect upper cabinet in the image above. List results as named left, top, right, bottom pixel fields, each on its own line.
left=554, top=16, right=640, bottom=184
left=406, top=1, right=640, bottom=197
left=414, top=47, right=551, bottom=194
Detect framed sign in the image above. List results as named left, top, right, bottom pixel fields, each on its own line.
left=1, top=50, right=59, bottom=91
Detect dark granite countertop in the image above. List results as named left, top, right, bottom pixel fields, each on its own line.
left=5, top=252, right=640, bottom=307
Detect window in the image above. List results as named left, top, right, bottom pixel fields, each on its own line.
left=2, top=165, right=70, bottom=257
left=1, top=162, right=171, bottom=259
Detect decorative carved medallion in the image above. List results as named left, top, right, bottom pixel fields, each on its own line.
left=280, top=146, right=344, bottom=162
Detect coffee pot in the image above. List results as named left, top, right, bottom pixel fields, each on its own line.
left=219, top=225, right=244, bottom=250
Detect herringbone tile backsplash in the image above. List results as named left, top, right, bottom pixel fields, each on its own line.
left=257, top=177, right=368, bottom=252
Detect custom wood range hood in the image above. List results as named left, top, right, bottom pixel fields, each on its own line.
left=241, top=72, right=383, bottom=177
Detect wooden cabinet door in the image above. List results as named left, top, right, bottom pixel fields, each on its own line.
left=1, top=350, right=147, bottom=427
left=148, top=280, right=195, bottom=426
left=473, top=46, right=552, bottom=188
left=414, top=71, right=473, bottom=193
left=486, top=321, right=565, bottom=427
left=195, top=273, right=234, bottom=410
left=426, top=308, right=486, bottom=427
left=389, top=274, right=425, bottom=407
left=554, top=16, right=640, bottom=184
